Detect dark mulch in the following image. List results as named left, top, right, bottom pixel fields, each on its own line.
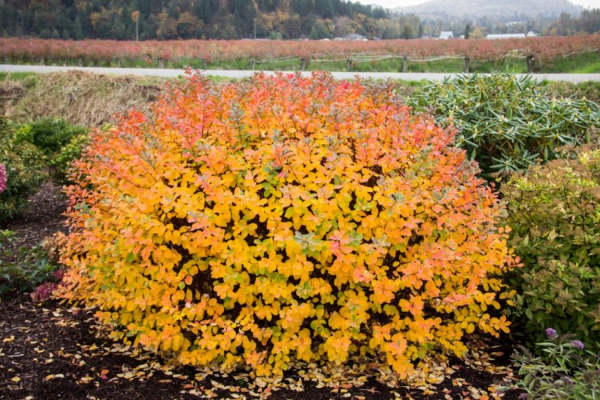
left=1, top=180, right=68, bottom=260
left=0, top=297, right=525, bottom=400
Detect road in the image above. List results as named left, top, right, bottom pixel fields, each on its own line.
left=1, top=64, right=599, bottom=83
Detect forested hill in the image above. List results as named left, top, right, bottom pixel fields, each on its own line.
left=0, top=0, right=392, bottom=40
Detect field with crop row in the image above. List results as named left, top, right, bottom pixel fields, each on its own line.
left=1, top=36, right=599, bottom=73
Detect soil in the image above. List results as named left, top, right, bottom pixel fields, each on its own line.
left=0, top=298, right=525, bottom=400
left=1, top=180, right=68, bottom=258
left=0, top=181, right=526, bottom=400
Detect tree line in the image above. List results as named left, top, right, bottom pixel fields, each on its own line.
left=547, top=9, right=600, bottom=36
left=0, top=0, right=423, bottom=40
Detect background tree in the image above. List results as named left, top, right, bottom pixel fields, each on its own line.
left=0, top=0, right=399, bottom=40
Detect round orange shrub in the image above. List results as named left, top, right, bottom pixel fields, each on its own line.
left=60, top=72, right=515, bottom=377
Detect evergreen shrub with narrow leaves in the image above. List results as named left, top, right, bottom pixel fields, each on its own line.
left=59, top=72, right=515, bottom=376
left=409, top=74, right=600, bottom=178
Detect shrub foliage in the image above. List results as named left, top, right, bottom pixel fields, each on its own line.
left=0, top=118, right=47, bottom=221
left=60, top=72, right=514, bottom=376
left=503, top=145, right=600, bottom=348
left=16, top=118, right=88, bottom=181
left=20, top=118, right=87, bottom=156
left=409, top=74, right=600, bottom=178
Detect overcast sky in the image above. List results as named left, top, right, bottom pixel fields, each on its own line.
left=360, top=0, right=599, bottom=10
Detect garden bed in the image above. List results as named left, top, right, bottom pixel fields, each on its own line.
left=3, top=72, right=598, bottom=399
left=0, top=179, right=523, bottom=399
left=0, top=95, right=527, bottom=400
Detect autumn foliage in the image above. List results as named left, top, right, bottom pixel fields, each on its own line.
left=59, top=72, right=515, bottom=376
left=2, top=36, right=599, bottom=65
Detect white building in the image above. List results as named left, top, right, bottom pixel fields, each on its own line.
left=486, top=33, right=526, bottom=39
left=333, top=33, right=368, bottom=41
left=439, top=31, right=454, bottom=40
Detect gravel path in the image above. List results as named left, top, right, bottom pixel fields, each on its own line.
left=2, top=64, right=599, bottom=82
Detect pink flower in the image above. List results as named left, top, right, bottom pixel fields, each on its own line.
left=54, top=269, right=65, bottom=280
left=30, top=282, right=58, bottom=303
left=0, top=164, right=6, bottom=194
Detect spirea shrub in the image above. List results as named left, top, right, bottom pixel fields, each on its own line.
left=60, top=72, right=515, bottom=377
left=503, top=145, right=600, bottom=349
left=0, top=164, right=6, bottom=194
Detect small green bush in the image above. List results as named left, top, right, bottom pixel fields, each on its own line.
left=14, top=118, right=89, bottom=182
left=410, top=74, right=600, bottom=178
left=26, top=118, right=87, bottom=156
left=50, top=133, right=89, bottom=181
left=503, top=145, right=600, bottom=348
left=0, top=118, right=47, bottom=221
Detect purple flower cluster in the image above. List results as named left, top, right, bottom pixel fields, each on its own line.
left=0, top=164, right=6, bottom=194
left=570, top=340, right=585, bottom=350
left=546, top=328, right=558, bottom=340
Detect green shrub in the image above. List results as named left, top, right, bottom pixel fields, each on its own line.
left=49, top=133, right=89, bottom=181
left=15, top=118, right=88, bottom=182
left=409, top=74, right=600, bottom=178
left=0, top=118, right=47, bottom=221
left=503, top=145, right=600, bottom=349
left=26, top=118, right=87, bottom=156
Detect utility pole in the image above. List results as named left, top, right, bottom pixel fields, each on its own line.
left=254, top=18, right=257, bottom=40
left=132, top=11, right=140, bottom=42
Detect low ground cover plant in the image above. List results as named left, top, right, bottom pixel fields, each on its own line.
left=503, top=145, right=600, bottom=350
left=59, top=72, right=516, bottom=377
left=0, top=230, right=62, bottom=299
left=409, top=74, right=600, bottom=178
left=514, top=328, right=600, bottom=399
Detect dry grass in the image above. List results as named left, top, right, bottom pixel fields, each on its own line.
left=0, top=71, right=168, bottom=127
